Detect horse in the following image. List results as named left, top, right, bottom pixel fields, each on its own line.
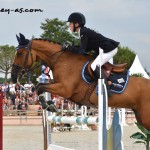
left=11, top=33, right=150, bottom=131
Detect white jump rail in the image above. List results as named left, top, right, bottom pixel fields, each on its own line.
left=47, top=116, right=98, bottom=125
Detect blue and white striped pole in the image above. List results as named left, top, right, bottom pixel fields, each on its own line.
left=47, top=116, right=98, bottom=124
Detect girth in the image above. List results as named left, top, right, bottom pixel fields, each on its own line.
left=79, top=82, right=97, bottom=108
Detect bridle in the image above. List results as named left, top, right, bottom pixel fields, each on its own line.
left=12, top=40, right=43, bottom=78
left=13, top=39, right=64, bottom=80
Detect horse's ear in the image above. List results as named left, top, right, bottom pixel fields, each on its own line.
left=16, top=34, right=20, bottom=44
left=19, top=33, right=26, bottom=42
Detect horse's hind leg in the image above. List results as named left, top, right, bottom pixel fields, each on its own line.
left=138, top=105, right=150, bottom=131
left=132, top=100, right=150, bottom=131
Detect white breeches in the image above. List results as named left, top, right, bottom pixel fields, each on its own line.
left=91, top=48, right=118, bottom=71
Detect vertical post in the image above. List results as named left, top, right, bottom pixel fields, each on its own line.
left=61, top=100, right=64, bottom=116
left=81, top=106, right=87, bottom=129
left=108, top=107, right=112, bottom=126
left=98, top=48, right=103, bottom=150
left=39, top=65, right=50, bottom=150
left=45, top=92, right=52, bottom=145
left=0, top=90, right=3, bottom=150
left=27, top=71, right=31, bottom=83
left=46, top=69, right=53, bottom=147
left=42, top=109, right=48, bottom=150
left=121, top=108, right=126, bottom=126
left=74, top=104, right=77, bottom=117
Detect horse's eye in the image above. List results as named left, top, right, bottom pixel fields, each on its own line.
left=17, top=52, right=23, bottom=57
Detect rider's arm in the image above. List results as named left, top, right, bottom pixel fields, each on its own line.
left=66, top=32, right=89, bottom=55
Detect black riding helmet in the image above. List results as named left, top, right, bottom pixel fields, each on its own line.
left=67, top=12, right=86, bottom=32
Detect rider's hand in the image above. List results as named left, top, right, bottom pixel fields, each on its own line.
left=62, top=42, right=72, bottom=50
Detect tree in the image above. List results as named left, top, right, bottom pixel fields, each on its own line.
left=40, top=18, right=79, bottom=44
left=0, top=45, right=16, bottom=82
left=114, top=46, right=136, bottom=69
left=132, top=73, right=143, bottom=77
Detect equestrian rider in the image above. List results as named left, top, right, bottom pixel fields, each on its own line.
left=62, top=12, right=120, bottom=78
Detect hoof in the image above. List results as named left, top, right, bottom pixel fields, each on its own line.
left=39, top=96, right=58, bottom=112
left=37, top=88, right=43, bottom=95
left=38, top=96, right=47, bottom=109
left=47, top=104, right=58, bottom=112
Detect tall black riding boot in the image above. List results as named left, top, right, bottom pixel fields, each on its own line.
left=93, top=65, right=105, bottom=79
left=93, top=65, right=111, bottom=92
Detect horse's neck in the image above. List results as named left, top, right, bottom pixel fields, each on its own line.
left=32, top=40, right=62, bottom=65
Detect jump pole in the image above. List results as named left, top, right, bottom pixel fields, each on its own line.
left=47, top=116, right=98, bottom=124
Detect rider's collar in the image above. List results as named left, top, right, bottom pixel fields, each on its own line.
left=77, top=28, right=81, bottom=37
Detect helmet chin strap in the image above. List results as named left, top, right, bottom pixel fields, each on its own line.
left=73, top=23, right=80, bottom=32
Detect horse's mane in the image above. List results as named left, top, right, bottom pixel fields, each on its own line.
left=33, top=38, right=61, bottom=45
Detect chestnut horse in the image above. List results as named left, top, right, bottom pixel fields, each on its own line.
left=11, top=33, right=150, bottom=130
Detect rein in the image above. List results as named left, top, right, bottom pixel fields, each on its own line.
left=49, top=50, right=65, bottom=70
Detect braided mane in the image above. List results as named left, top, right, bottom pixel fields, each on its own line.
left=33, top=38, right=61, bottom=45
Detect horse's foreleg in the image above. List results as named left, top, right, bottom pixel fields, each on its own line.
left=36, top=83, right=61, bottom=112
left=37, top=83, right=72, bottom=98
left=36, top=83, right=50, bottom=95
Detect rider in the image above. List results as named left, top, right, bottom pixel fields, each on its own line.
left=62, top=12, right=120, bottom=78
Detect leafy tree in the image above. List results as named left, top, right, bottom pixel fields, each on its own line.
left=40, top=18, right=79, bottom=44
left=0, top=77, right=11, bottom=84
left=131, top=73, right=143, bottom=77
left=0, top=45, right=16, bottom=82
left=30, top=18, right=80, bottom=85
left=114, top=46, right=136, bottom=69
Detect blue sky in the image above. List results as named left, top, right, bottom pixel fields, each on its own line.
left=0, top=0, right=150, bottom=70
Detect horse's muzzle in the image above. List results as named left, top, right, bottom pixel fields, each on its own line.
left=11, top=64, right=22, bottom=83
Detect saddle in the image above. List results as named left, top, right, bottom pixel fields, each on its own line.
left=81, top=61, right=128, bottom=107
left=87, top=61, right=127, bottom=79
left=102, top=62, right=127, bottom=78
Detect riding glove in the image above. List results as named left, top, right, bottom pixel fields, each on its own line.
left=62, top=42, right=71, bottom=50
